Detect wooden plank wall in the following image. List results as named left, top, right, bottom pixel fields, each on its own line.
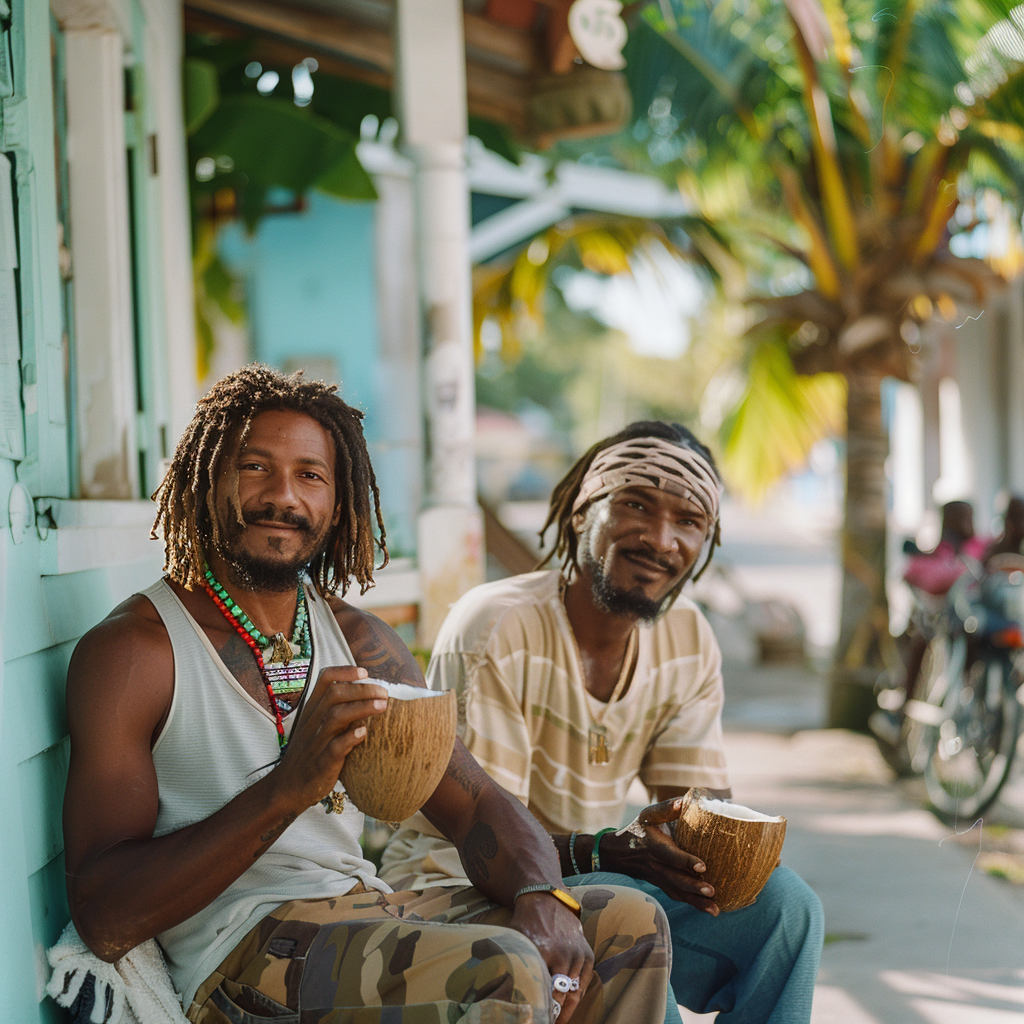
left=0, top=0, right=176, bottom=1019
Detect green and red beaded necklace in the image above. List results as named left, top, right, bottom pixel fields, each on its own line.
left=200, top=564, right=312, bottom=750
left=200, top=565, right=347, bottom=814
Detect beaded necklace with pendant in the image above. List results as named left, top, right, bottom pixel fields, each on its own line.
left=200, top=566, right=346, bottom=815
left=201, top=566, right=312, bottom=745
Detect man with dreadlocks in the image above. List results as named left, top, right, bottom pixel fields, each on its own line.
left=381, top=421, right=824, bottom=1024
left=62, top=367, right=673, bottom=1024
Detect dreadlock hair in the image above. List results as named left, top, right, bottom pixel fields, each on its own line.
left=151, top=363, right=387, bottom=596
left=537, top=421, right=722, bottom=603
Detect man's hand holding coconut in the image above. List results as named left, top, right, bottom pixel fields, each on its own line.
left=62, top=368, right=671, bottom=1024
left=381, top=423, right=825, bottom=1024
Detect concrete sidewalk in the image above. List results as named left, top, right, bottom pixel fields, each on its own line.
left=719, top=729, right=1024, bottom=1023
left=667, top=639, right=1024, bottom=1022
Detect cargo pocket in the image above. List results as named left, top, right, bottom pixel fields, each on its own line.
left=207, top=983, right=299, bottom=1023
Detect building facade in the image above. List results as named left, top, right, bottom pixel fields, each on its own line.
left=0, top=1, right=195, bottom=1018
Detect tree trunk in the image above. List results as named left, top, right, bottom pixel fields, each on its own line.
left=828, top=368, right=890, bottom=730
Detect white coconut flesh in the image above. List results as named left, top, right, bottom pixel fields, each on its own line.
left=696, top=797, right=783, bottom=823
left=356, top=679, right=447, bottom=701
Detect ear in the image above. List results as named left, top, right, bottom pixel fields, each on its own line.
left=571, top=510, right=586, bottom=534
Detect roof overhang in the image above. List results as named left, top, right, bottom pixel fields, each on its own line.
left=183, top=0, right=631, bottom=142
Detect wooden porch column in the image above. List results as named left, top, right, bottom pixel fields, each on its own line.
left=395, top=0, right=484, bottom=645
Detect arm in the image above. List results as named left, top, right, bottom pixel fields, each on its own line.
left=337, top=604, right=594, bottom=1020
left=64, top=598, right=387, bottom=962
left=547, top=782, right=731, bottom=877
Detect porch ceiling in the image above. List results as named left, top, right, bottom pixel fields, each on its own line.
left=183, top=0, right=556, bottom=133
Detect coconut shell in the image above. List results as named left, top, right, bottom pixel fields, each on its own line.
left=674, top=791, right=787, bottom=912
left=339, top=687, right=457, bottom=821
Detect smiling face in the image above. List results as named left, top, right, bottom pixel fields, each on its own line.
left=575, top=485, right=710, bottom=621
left=212, top=408, right=341, bottom=591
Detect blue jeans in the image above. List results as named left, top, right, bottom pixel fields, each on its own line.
left=564, top=867, right=823, bottom=1024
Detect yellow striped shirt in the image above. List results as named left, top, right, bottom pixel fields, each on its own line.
left=379, top=570, right=729, bottom=889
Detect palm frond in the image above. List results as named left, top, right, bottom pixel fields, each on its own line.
left=632, top=4, right=782, bottom=147
left=720, top=334, right=846, bottom=501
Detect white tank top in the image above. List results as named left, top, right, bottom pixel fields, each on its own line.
left=143, top=578, right=387, bottom=1008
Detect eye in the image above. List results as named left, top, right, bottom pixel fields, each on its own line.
left=239, top=460, right=264, bottom=471
left=301, top=470, right=325, bottom=482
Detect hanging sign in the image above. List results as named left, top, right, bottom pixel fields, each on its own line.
left=568, top=0, right=628, bottom=71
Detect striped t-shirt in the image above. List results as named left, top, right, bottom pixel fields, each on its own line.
left=379, top=569, right=730, bottom=890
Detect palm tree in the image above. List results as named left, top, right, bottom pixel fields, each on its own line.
left=617, top=0, right=1024, bottom=727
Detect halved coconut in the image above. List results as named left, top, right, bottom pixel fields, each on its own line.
left=339, top=680, right=457, bottom=821
left=674, top=791, right=787, bottom=912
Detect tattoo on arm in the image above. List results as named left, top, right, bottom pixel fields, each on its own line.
left=256, top=812, right=296, bottom=857
left=345, top=615, right=421, bottom=687
left=461, top=821, right=498, bottom=881
left=446, top=753, right=487, bottom=800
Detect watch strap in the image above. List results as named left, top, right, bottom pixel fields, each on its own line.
left=514, top=883, right=582, bottom=917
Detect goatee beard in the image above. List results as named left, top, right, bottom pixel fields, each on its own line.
left=220, top=548, right=308, bottom=593
left=580, top=549, right=667, bottom=623
left=216, top=506, right=328, bottom=592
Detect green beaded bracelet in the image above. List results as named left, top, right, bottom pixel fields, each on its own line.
left=591, top=827, right=616, bottom=873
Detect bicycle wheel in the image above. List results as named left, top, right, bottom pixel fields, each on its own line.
left=922, top=651, right=1021, bottom=824
left=876, top=635, right=954, bottom=778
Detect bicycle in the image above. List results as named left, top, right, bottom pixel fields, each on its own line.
left=906, top=556, right=1024, bottom=824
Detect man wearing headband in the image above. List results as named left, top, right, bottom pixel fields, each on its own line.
left=381, top=421, right=823, bottom=1024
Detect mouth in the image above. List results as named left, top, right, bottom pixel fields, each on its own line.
left=621, top=550, right=679, bottom=580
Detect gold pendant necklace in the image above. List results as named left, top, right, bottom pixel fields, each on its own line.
left=588, top=726, right=611, bottom=765
left=560, top=577, right=638, bottom=765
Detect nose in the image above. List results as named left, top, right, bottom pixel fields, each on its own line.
left=258, top=469, right=300, bottom=511
left=639, top=514, right=678, bottom=554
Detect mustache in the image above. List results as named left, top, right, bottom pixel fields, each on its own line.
left=241, top=506, right=313, bottom=532
left=623, top=547, right=679, bottom=574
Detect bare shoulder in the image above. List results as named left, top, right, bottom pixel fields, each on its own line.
left=67, top=590, right=174, bottom=737
left=327, top=596, right=425, bottom=688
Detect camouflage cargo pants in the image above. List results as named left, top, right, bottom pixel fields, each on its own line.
left=188, top=881, right=669, bottom=1023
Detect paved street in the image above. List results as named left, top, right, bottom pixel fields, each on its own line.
left=674, top=647, right=1024, bottom=1023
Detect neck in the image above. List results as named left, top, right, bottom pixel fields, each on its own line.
left=206, top=551, right=300, bottom=637
left=562, top=571, right=637, bottom=655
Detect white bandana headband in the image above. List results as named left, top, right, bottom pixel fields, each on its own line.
left=572, top=436, right=723, bottom=526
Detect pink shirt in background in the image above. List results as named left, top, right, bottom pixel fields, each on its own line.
left=903, top=537, right=989, bottom=596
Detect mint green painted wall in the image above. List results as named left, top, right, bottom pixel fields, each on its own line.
left=0, top=1, right=176, bottom=1019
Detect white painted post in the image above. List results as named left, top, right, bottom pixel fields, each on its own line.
left=141, top=0, right=199, bottom=445
left=394, top=0, right=484, bottom=645
left=64, top=28, right=139, bottom=498
left=371, top=160, right=424, bottom=560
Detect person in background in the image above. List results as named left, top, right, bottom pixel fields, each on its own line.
left=380, top=420, right=824, bottom=1024
left=903, top=500, right=987, bottom=597
left=985, top=496, right=1024, bottom=563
